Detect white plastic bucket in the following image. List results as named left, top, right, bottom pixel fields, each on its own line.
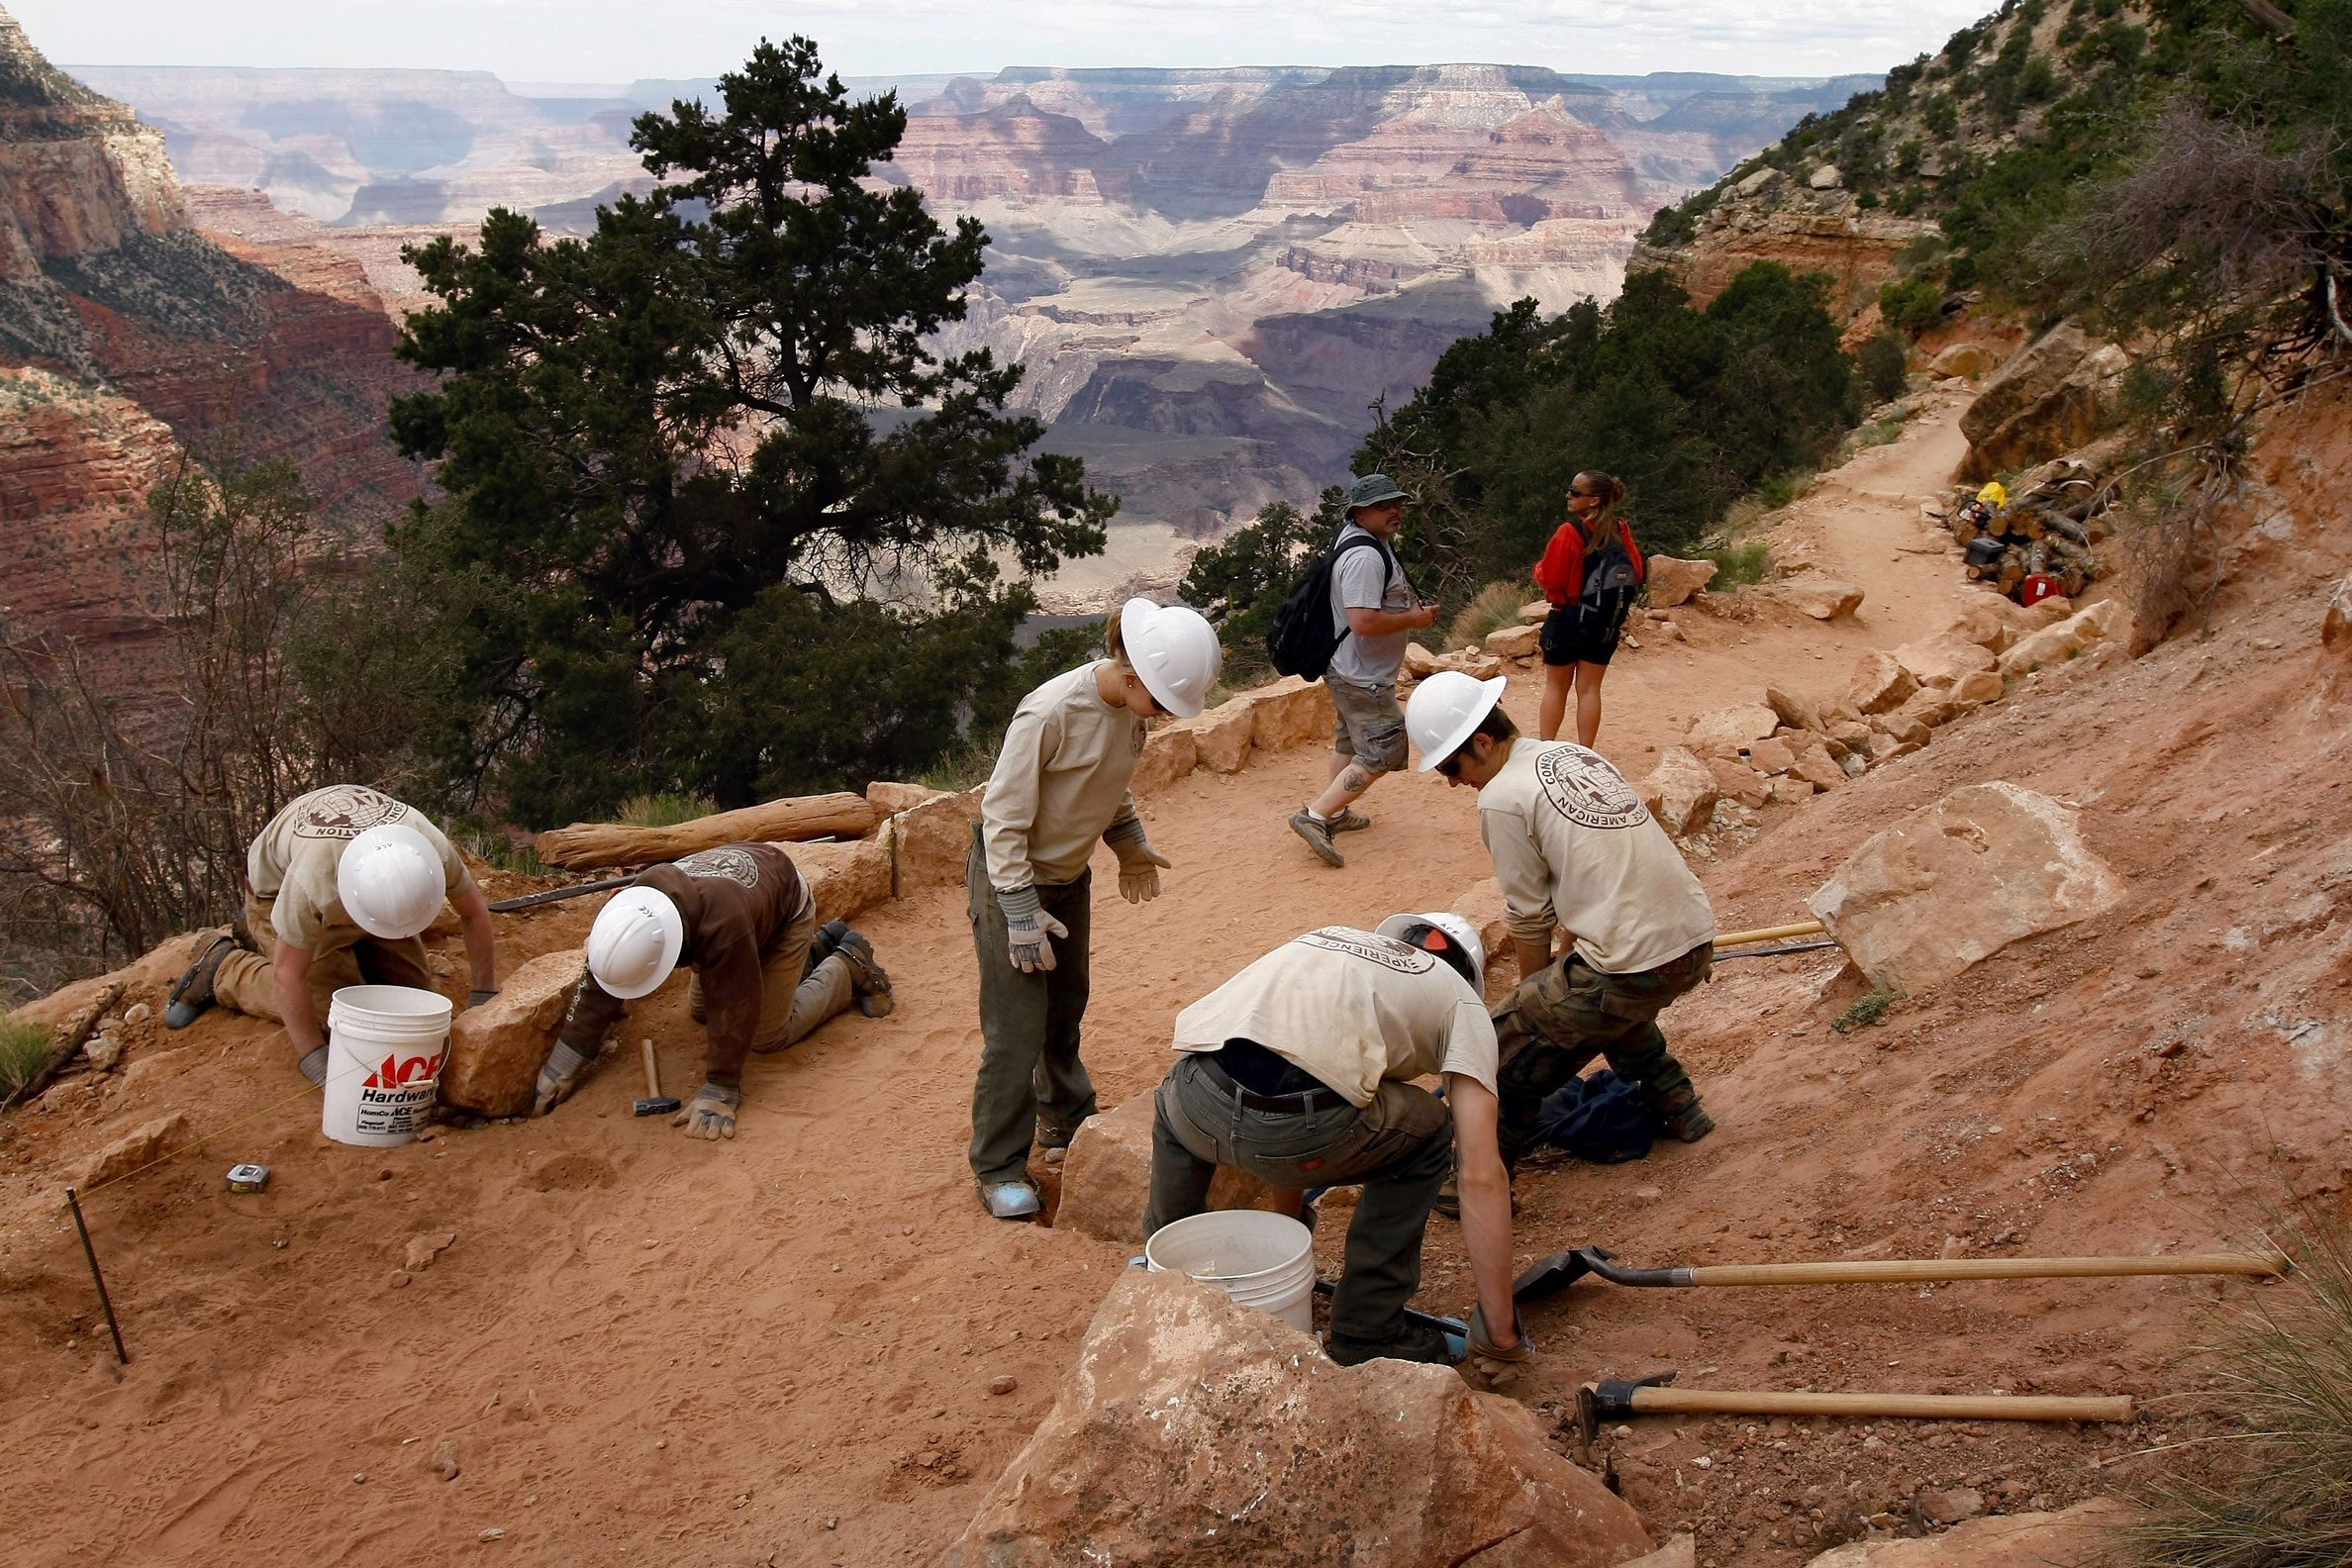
left=1144, top=1210, right=1317, bottom=1333
left=321, top=984, right=452, bottom=1148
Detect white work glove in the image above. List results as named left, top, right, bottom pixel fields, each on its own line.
left=1464, top=1304, right=1535, bottom=1389
left=1105, top=820, right=1171, bottom=904
left=533, top=1037, right=595, bottom=1117
left=298, top=1044, right=331, bottom=1086
left=998, top=887, right=1067, bottom=974
left=673, top=1081, right=740, bottom=1140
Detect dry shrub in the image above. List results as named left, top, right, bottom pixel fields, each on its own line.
left=2105, top=460, right=2223, bottom=647
left=1446, top=580, right=1533, bottom=650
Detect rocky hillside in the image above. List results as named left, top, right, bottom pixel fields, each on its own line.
left=1631, top=0, right=2158, bottom=325
left=64, top=56, right=1875, bottom=604
left=0, top=5, right=421, bottom=684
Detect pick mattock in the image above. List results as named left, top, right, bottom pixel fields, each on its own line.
left=1575, top=1370, right=2133, bottom=1442
left=1515, top=1245, right=2286, bottom=1304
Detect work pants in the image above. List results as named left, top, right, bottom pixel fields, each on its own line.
left=686, top=882, right=853, bottom=1077
left=966, top=824, right=1096, bottom=1187
left=1143, top=1052, right=1452, bottom=1347
left=1491, top=940, right=1714, bottom=1168
left=212, top=890, right=435, bottom=1024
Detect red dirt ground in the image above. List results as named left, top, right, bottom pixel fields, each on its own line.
left=1, top=380, right=2346, bottom=1566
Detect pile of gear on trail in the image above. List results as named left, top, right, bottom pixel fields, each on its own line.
left=1936, top=455, right=2117, bottom=605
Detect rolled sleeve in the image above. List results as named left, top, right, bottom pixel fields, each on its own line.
left=1438, top=999, right=1501, bottom=1098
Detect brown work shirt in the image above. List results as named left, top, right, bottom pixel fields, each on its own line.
left=567, top=844, right=808, bottom=1089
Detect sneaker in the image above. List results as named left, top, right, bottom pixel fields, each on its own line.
left=833, top=930, right=894, bottom=1018
left=1327, top=808, right=1372, bottom=833
left=164, top=933, right=237, bottom=1029
left=1288, top=808, right=1345, bottom=868
left=978, top=1179, right=1042, bottom=1221
left=1652, top=1086, right=1715, bottom=1143
left=1327, top=1319, right=1459, bottom=1368
left=1431, top=1174, right=1517, bottom=1221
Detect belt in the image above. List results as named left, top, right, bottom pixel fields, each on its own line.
left=1197, top=1053, right=1348, bottom=1114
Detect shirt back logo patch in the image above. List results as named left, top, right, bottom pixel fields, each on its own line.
left=293, top=785, right=410, bottom=840
left=1298, top=926, right=1434, bottom=975
left=677, top=846, right=761, bottom=888
left=1535, top=744, right=1649, bottom=831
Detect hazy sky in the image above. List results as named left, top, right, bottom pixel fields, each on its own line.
left=19, top=0, right=1993, bottom=82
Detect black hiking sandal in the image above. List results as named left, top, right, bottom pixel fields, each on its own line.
left=164, top=933, right=238, bottom=1029
left=1652, top=1086, right=1715, bottom=1143
left=1326, top=1319, right=1459, bottom=1368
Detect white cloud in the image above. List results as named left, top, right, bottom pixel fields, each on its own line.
left=15, top=0, right=1992, bottom=81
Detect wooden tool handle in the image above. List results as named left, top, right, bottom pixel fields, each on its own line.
left=1631, top=1387, right=2133, bottom=1423
left=1688, top=1252, right=2285, bottom=1287
left=640, top=1038, right=660, bottom=1099
left=1715, top=920, right=1827, bottom=947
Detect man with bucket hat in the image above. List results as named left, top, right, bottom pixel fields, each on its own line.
left=1405, top=671, right=1719, bottom=1186
left=1287, top=472, right=1440, bottom=869
left=531, top=842, right=894, bottom=1138
left=1141, top=916, right=1530, bottom=1378
left=162, top=784, right=499, bottom=1085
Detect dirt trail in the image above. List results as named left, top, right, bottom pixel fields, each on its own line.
left=3, top=380, right=2347, bottom=1567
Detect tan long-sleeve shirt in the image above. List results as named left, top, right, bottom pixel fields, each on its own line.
left=1477, top=739, right=1716, bottom=975
left=981, top=661, right=1146, bottom=892
left=247, top=784, right=472, bottom=950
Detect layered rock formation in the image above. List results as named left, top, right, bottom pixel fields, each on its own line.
left=63, top=55, right=1873, bottom=605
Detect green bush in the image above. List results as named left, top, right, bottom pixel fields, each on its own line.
left=1858, top=333, right=1911, bottom=403
left=1832, top=989, right=1901, bottom=1031
left=1878, top=277, right=1948, bottom=336
left=1701, top=539, right=1773, bottom=589
left=0, top=1016, right=52, bottom=1100
left=619, top=793, right=720, bottom=829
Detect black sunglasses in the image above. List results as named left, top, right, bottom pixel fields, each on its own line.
left=1435, top=742, right=1473, bottom=779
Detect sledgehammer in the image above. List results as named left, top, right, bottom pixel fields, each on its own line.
left=1514, top=1245, right=2287, bottom=1304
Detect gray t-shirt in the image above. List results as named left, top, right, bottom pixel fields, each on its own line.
left=1326, top=524, right=1411, bottom=685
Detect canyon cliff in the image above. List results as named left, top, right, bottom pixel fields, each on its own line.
left=66, top=56, right=1874, bottom=604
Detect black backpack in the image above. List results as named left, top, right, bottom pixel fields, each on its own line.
left=1265, top=531, right=1402, bottom=680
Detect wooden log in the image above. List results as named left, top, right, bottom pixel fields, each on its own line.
left=535, top=794, right=880, bottom=870
left=2047, top=515, right=2090, bottom=544
left=2, top=981, right=123, bottom=1111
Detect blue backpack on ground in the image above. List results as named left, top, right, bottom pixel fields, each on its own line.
left=1527, top=1070, right=1655, bottom=1163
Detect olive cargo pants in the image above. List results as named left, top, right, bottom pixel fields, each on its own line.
left=1491, top=940, right=1714, bottom=1167
left=966, top=825, right=1098, bottom=1188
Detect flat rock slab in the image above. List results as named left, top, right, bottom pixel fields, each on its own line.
left=74, top=1112, right=191, bottom=1189
left=441, top=950, right=584, bottom=1119
left=1809, top=782, right=2124, bottom=994
left=941, top=1269, right=1654, bottom=1568
left=1057, top=1092, right=1279, bottom=1245
left=1804, top=1501, right=2124, bottom=1566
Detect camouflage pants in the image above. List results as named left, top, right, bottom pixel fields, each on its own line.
left=1490, top=940, right=1714, bottom=1168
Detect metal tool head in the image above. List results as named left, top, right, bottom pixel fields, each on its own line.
left=1576, top=1369, right=1679, bottom=1442
left=633, top=1096, right=682, bottom=1118
left=1512, top=1245, right=1615, bottom=1304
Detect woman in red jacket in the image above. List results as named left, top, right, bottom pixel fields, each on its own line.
left=1530, top=471, right=1644, bottom=746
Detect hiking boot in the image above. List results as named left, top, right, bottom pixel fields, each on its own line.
left=1327, top=808, right=1372, bottom=833
left=1288, top=808, right=1344, bottom=868
left=804, top=919, right=850, bottom=976
left=1326, top=1318, right=1459, bottom=1368
left=1652, top=1086, right=1715, bottom=1143
left=833, top=929, right=893, bottom=1018
left=978, top=1178, right=1042, bottom=1221
left=164, top=933, right=237, bottom=1029
left=1431, top=1171, right=1516, bottom=1221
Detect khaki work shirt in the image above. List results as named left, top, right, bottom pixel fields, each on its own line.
left=981, top=660, right=1146, bottom=892
left=246, top=784, right=471, bottom=951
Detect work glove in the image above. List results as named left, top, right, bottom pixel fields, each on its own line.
left=298, top=1043, right=331, bottom=1086
left=1116, top=844, right=1172, bottom=904
left=998, top=887, right=1068, bottom=974
left=672, top=1081, right=740, bottom=1140
left=1464, top=1304, right=1535, bottom=1390
left=533, top=1037, right=596, bottom=1117
left=467, top=988, right=500, bottom=1009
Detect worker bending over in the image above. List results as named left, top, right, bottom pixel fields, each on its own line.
left=533, top=842, right=892, bottom=1138
left=1143, top=917, right=1529, bottom=1376
left=165, top=784, right=497, bottom=1083
left=1408, top=672, right=1718, bottom=1188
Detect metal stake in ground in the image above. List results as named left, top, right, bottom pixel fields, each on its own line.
left=64, top=1187, right=128, bottom=1365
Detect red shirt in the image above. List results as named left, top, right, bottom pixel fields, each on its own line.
left=1533, top=515, right=1646, bottom=607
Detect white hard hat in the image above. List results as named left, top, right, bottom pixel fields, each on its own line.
left=1375, top=911, right=1487, bottom=995
left=586, top=886, right=685, bottom=1000
left=1406, top=670, right=1509, bottom=770
left=337, top=824, right=449, bottom=939
left=1119, top=597, right=1223, bottom=720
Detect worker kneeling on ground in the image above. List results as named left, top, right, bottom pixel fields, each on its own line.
left=164, top=784, right=498, bottom=1083
left=1142, top=917, right=1529, bottom=1375
left=532, top=842, right=893, bottom=1138
left=1407, top=671, right=1718, bottom=1202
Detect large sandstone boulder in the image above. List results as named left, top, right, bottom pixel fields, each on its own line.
left=1685, top=703, right=1780, bottom=757
left=1056, top=1093, right=1280, bottom=1244
left=1957, top=320, right=2130, bottom=479
left=441, top=950, right=584, bottom=1118
left=1646, top=554, right=1717, bottom=609
left=1485, top=622, right=1542, bottom=659
left=941, top=1269, right=1655, bottom=1568
left=1893, top=632, right=1998, bottom=690
left=1998, top=598, right=2135, bottom=678
left=1175, top=698, right=1255, bottom=773
left=1639, top=747, right=1718, bottom=837
left=864, top=781, right=945, bottom=815
left=1927, top=342, right=1999, bottom=381
left=1809, top=783, right=2124, bottom=994
left=1769, top=575, right=1866, bottom=620
left=1764, top=685, right=1826, bottom=734
left=74, top=1112, right=192, bottom=1189
left=892, top=786, right=982, bottom=888
left=1130, top=725, right=1200, bottom=796
left=1242, top=676, right=1336, bottom=751
left=1803, top=1501, right=2123, bottom=1566
left=793, top=835, right=892, bottom=924
left=1848, top=650, right=1918, bottom=715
